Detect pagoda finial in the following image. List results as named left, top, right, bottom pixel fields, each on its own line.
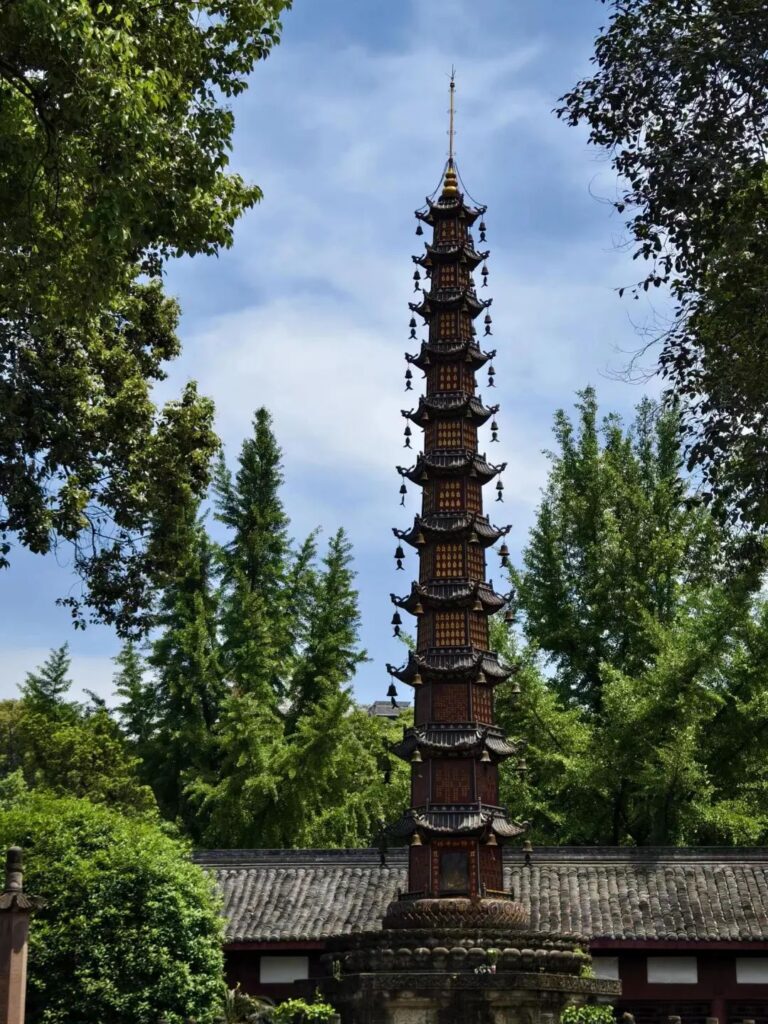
left=442, top=69, right=459, bottom=197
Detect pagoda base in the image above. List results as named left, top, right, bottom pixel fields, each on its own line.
left=382, top=896, right=529, bottom=931
left=316, top=927, right=620, bottom=1024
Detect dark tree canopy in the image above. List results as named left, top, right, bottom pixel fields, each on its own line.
left=558, top=1, right=768, bottom=532
left=0, top=0, right=290, bottom=632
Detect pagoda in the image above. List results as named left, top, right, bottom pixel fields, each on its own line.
left=318, top=78, right=620, bottom=1023
left=383, top=100, right=526, bottom=927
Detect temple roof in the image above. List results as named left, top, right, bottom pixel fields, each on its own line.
left=394, top=513, right=510, bottom=550
left=198, top=846, right=768, bottom=944
left=391, top=725, right=522, bottom=762
left=398, top=452, right=505, bottom=485
left=413, top=242, right=488, bottom=271
left=387, top=647, right=515, bottom=686
left=403, top=393, right=497, bottom=427
left=391, top=581, right=508, bottom=615
left=410, top=288, right=490, bottom=320
left=406, top=341, right=493, bottom=372
left=387, top=805, right=525, bottom=841
left=415, top=194, right=486, bottom=226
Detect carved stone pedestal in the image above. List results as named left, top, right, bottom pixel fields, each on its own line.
left=317, top=925, right=620, bottom=1024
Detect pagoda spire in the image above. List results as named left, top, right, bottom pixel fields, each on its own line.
left=383, top=76, right=527, bottom=927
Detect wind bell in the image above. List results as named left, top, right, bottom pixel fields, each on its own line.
left=404, top=424, right=412, bottom=448
left=394, top=544, right=405, bottom=570
left=490, top=419, right=499, bottom=442
left=481, top=264, right=489, bottom=287
left=413, top=270, right=421, bottom=291
left=391, top=611, right=402, bottom=636
left=405, top=368, right=413, bottom=391
left=499, top=542, right=510, bottom=568
left=484, top=313, right=493, bottom=336
left=487, top=364, right=496, bottom=388
left=399, top=482, right=407, bottom=505
left=479, top=220, right=487, bottom=242
left=409, top=317, right=417, bottom=340
left=496, top=478, right=504, bottom=502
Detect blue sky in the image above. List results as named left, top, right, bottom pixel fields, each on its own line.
left=0, top=0, right=668, bottom=704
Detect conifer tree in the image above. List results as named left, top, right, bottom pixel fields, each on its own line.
left=214, top=408, right=295, bottom=705
left=20, top=644, right=73, bottom=713
left=114, top=642, right=157, bottom=760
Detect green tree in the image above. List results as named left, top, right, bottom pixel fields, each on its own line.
left=0, top=0, right=290, bottom=629
left=0, top=791, right=224, bottom=1024
left=557, top=2, right=768, bottom=531
left=147, top=514, right=225, bottom=833
left=517, top=388, right=721, bottom=710
left=215, top=409, right=298, bottom=705
left=20, top=644, right=73, bottom=712
left=494, top=390, right=768, bottom=845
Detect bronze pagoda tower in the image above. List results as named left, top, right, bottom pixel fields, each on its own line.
left=319, top=79, right=620, bottom=1023
left=383, top=99, right=525, bottom=926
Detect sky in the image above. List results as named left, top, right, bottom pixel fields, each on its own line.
left=0, top=0, right=668, bottom=705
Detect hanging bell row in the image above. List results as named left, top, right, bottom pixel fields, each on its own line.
left=496, top=479, right=504, bottom=503
left=391, top=611, right=402, bottom=636
left=405, top=368, right=413, bottom=391
left=490, top=418, right=499, bottom=442
left=404, top=424, right=412, bottom=448
left=413, top=270, right=421, bottom=292
left=479, top=220, right=487, bottom=242
left=481, top=264, right=489, bottom=288
left=488, top=364, right=496, bottom=388
left=394, top=544, right=405, bottom=570
left=484, top=313, right=493, bottom=337
left=499, top=541, right=510, bottom=568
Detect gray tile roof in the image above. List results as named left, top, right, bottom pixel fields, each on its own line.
left=195, top=846, right=768, bottom=945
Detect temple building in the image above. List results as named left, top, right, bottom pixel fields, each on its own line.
left=197, top=84, right=768, bottom=1024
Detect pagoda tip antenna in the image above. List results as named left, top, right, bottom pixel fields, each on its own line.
left=448, top=67, right=456, bottom=164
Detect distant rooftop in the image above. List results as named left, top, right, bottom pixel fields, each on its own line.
left=366, top=700, right=411, bottom=718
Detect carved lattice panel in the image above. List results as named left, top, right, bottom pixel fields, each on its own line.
left=421, top=483, right=436, bottom=515
left=465, top=482, right=482, bottom=513
left=434, top=610, right=466, bottom=646
left=419, top=545, right=434, bottom=582
left=432, top=683, right=469, bottom=722
left=437, top=313, right=457, bottom=339
left=439, top=264, right=458, bottom=288
left=468, top=612, right=488, bottom=649
left=436, top=421, right=463, bottom=448
left=434, top=543, right=464, bottom=578
left=409, top=844, right=430, bottom=895
left=437, top=219, right=457, bottom=242
left=466, top=546, right=485, bottom=579
left=472, top=685, right=493, bottom=724
left=432, top=760, right=472, bottom=803
left=477, top=763, right=498, bottom=805
left=458, top=314, right=473, bottom=341
left=437, top=480, right=463, bottom=511
left=479, top=843, right=503, bottom=891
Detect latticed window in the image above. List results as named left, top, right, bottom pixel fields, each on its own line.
left=468, top=612, right=488, bottom=649
left=437, top=219, right=457, bottom=242
left=458, top=314, right=472, bottom=341
left=421, top=483, right=436, bottom=514
left=434, top=610, right=466, bottom=646
left=419, top=546, right=435, bottom=582
left=434, top=543, right=464, bottom=578
left=466, top=546, right=485, bottom=579
left=436, top=421, right=463, bottom=448
left=437, top=480, right=463, bottom=511
left=465, top=482, right=482, bottom=513
left=472, top=685, right=493, bottom=724
left=439, top=264, right=458, bottom=288
left=438, top=312, right=457, bottom=338
left=433, top=761, right=472, bottom=803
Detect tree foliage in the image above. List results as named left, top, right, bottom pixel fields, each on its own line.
left=0, top=0, right=290, bottom=630
left=0, top=791, right=224, bottom=1024
left=558, top=1, right=768, bottom=530
left=496, top=391, right=768, bottom=845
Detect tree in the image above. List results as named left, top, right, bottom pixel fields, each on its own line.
left=494, top=390, right=768, bottom=845
left=20, top=644, right=73, bottom=711
left=517, top=388, right=722, bottom=710
left=0, top=0, right=290, bottom=629
left=0, top=791, right=225, bottom=1024
left=146, top=514, right=225, bottom=833
left=215, top=409, right=300, bottom=704
left=557, top=1, right=768, bottom=531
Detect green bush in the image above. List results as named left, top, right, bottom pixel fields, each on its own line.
left=0, top=791, right=225, bottom=1024
left=270, top=998, right=336, bottom=1024
left=562, top=1006, right=616, bottom=1024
